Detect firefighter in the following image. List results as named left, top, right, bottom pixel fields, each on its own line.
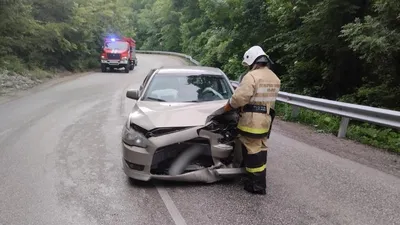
left=224, top=45, right=280, bottom=195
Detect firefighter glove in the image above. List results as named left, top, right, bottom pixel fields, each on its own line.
left=224, top=102, right=233, bottom=112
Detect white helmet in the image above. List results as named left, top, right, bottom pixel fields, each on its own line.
left=242, top=45, right=268, bottom=66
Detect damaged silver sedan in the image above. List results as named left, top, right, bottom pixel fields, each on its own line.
left=122, top=66, right=246, bottom=183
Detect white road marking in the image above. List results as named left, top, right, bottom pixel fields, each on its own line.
left=155, top=183, right=187, bottom=225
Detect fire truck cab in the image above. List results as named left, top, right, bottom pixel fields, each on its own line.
left=100, top=36, right=138, bottom=73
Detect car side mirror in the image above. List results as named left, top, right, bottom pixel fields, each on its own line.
left=126, top=89, right=140, bottom=100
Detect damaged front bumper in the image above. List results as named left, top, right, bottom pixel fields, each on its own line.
left=123, top=159, right=244, bottom=183
left=122, top=106, right=246, bottom=183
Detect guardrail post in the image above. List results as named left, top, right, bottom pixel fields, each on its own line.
left=291, top=106, right=300, bottom=118
left=338, top=117, right=350, bottom=138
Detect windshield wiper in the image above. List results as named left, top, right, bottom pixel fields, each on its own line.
left=183, top=100, right=211, bottom=102
left=144, top=97, right=166, bottom=102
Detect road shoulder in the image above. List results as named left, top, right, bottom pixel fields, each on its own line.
left=273, top=118, right=400, bottom=178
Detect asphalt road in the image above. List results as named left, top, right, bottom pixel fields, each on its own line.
left=0, top=54, right=399, bottom=225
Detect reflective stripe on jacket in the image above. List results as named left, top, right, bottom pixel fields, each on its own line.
left=229, top=67, right=280, bottom=138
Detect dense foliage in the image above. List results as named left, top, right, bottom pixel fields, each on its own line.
left=0, top=0, right=135, bottom=72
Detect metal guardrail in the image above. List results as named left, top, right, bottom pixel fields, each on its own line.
left=137, top=50, right=201, bottom=66
left=137, top=50, right=400, bottom=138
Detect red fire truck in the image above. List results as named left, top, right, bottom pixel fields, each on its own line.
left=100, top=36, right=138, bottom=73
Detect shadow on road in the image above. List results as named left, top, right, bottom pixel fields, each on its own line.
left=127, top=177, right=239, bottom=189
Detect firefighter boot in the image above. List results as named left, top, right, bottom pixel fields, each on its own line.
left=243, top=169, right=266, bottom=195
left=242, top=147, right=267, bottom=195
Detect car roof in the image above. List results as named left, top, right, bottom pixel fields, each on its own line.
left=154, top=66, right=225, bottom=76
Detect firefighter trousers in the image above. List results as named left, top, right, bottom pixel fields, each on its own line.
left=239, top=136, right=268, bottom=195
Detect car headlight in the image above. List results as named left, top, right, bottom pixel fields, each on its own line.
left=121, top=56, right=128, bottom=60
left=122, top=125, right=148, bottom=148
left=122, top=127, right=148, bottom=147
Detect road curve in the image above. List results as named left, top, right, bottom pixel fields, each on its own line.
left=0, top=54, right=399, bottom=225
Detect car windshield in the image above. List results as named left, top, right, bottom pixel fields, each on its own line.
left=142, top=74, right=233, bottom=102
left=104, top=41, right=128, bottom=50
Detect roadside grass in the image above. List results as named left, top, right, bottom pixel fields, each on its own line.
left=275, top=102, right=400, bottom=154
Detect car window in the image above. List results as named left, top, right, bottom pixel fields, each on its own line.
left=140, top=69, right=156, bottom=91
left=104, top=41, right=128, bottom=50
left=142, top=73, right=233, bottom=102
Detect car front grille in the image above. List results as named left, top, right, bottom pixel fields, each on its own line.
left=107, top=53, right=121, bottom=60
left=152, top=138, right=210, bottom=166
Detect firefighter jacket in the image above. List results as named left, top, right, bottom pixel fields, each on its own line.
left=228, top=67, right=281, bottom=138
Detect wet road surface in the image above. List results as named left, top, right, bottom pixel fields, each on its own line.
left=0, top=54, right=399, bottom=225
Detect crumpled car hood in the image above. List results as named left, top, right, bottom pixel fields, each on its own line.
left=128, top=100, right=227, bottom=130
